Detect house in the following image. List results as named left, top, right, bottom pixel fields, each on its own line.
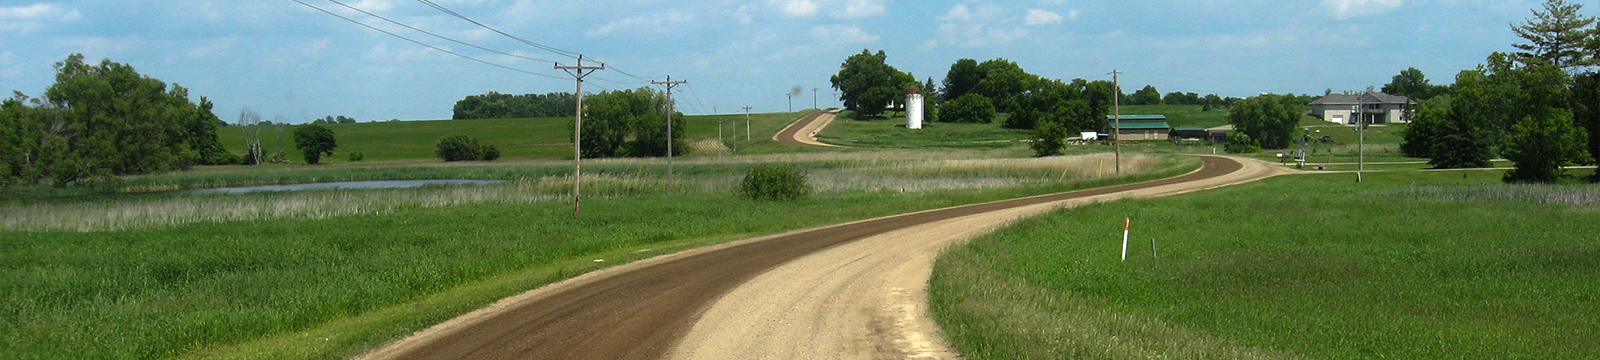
left=1309, top=92, right=1413, bottom=125
left=1103, top=115, right=1171, bottom=141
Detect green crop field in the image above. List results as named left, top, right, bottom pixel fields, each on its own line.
left=931, top=170, right=1600, bottom=359
left=0, top=152, right=1197, bottom=359
left=214, top=112, right=814, bottom=165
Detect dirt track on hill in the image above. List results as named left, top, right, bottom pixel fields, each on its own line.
left=775, top=110, right=839, bottom=146
left=357, top=155, right=1284, bottom=360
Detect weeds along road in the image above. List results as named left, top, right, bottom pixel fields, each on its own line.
left=774, top=109, right=840, bottom=146
left=359, top=155, right=1284, bottom=360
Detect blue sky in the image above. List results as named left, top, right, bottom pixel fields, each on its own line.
left=0, top=0, right=1554, bottom=123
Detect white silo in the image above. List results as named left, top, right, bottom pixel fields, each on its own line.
left=906, top=86, right=924, bottom=129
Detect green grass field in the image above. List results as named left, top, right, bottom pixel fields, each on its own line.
left=931, top=170, right=1600, bottom=359
left=214, top=112, right=814, bottom=165
left=0, top=152, right=1197, bottom=359
left=817, top=115, right=1032, bottom=150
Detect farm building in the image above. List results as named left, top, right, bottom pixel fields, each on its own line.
left=1309, top=91, right=1413, bottom=125
left=1169, top=127, right=1207, bottom=141
left=1103, top=115, right=1171, bottom=141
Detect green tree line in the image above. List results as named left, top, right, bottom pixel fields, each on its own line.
left=1401, top=0, right=1598, bottom=183
left=451, top=91, right=576, bottom=120
left=571, top=87, right=684, bottom=158
left=1, top=54, right=230, bottom=187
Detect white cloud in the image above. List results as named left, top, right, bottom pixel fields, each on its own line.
left=0, top=3, right=81, bottom=34
left=1322, top=0, right=1403, bottom=20
left=938, top=4, right=973, bottom=22
left=929, top=3, right=1031, bottom=48
left=811, top=24, right=880, bottom=44
left=775, top=0, right=819, bottom=18
left=1024, top=9, right=1063, bottom=26
left=833, top=0, right=887, bottom=19
left=586, top=10, right=696, bottom=37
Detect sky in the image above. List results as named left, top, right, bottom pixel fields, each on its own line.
left=0, top=0, right=1558, bottom=123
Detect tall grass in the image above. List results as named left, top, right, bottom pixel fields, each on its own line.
left=931, top=175, right=1600, bottom=359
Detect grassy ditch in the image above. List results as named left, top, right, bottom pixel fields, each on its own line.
left=1, top=153, right=1197, bottom=359
left=931, top=172, right=1600, bottom=359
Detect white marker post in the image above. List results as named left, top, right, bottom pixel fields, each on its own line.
left=1121, top=217, right=1130, bottom=261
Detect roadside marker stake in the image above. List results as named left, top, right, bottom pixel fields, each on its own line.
left=1121, top=217, right=1130, bottom=261
left=1151, top=238, right=1158, bottom=264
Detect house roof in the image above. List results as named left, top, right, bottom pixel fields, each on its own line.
left=1309, top=91, right=1411, bottom=106
left=1172, top=127, right=1207, bottom=132
left=1105, top=114, right=1167, bottom=121
left=1110, top=122, right=1172, bottom=130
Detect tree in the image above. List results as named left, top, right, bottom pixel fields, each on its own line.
left=939, top=93, right=996, bottom=124
left=1502, top=110, right=1593, bottom=182
left=574, top=87, right=683, bottom=158
left=1572, top=72, right=1600, bottom=178
left=973, top=59, right=1039, bottom=113
left=922, top=77, right=940, bottom=104
left=942, top=59, right=983, bottom=102
left=1512, top=0, right=1597, bottom=69
left=1225, top=132, right=1261, bottom=153
left=1382, top=68, right=1448, bottom=100
left=1030, top=120, right=1068, bottom=157
left=292, top=124, right=337, bottom=165
left=830, top=49, right=915, bottom=117
left=451, top=92, right=576, bottom=119
left=1227, top=94, right=1302, bottom=149
left=238, top=108, right=263, bottom=165
left=1429, top=111, right=1495, bottom=169
left=1129, top=85, right=1162, bottom=105
left=1401, top=107, right=1446, bottom=158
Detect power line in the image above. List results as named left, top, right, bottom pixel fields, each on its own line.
left=684, top=82, right=712, bottom=114
left=322, top=0, right=561, bottom=65
left=413, top=0, right=583, bottom=60
left=291, top=0, right=564, bottom=80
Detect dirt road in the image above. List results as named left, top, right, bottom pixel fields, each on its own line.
left=775, top=110, right=840, bottom=146
left=360, top=156, right=1283, bottom=360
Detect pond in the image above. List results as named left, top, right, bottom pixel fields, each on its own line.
left=179, top=179, right=507, bottom=194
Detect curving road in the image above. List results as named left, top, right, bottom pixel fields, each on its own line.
left=774, top=110, right=841, bottom=147
left=358, top=155, right=1284, bottom=360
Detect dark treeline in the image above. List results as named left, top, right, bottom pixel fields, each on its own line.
left=451, top=92, right=576, bottom=120
left=1, top=54, right=230, bottom=187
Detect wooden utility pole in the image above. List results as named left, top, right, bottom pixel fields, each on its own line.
left=742, top=106, right=753, bottom=140
left=652, top=75, right=686, bottom=189
left=812, top=88, right=818, bottom=110
left=556, top=55, right=604, bottom=216
left=1111, top=69, right=1122, bottom=175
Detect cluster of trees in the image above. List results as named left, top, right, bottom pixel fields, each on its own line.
left=451, top=92, right=576, bottom=120
left=1118, top=84, right=1239, bottom=110
left=937, top=58, right=1123, bottom=156
left=572, top=87, right=684, bottom=158
left=434, top=135, right=501, bottom=162
left=829, top=50, right=919, bottom=118
left=1225, top=95, right=1306, bottom=151
left=310, top=115, right=358, bottom=124
left=1, top=54, right=231, bottom=186
left=1402, top=0, right=1599, bottom=183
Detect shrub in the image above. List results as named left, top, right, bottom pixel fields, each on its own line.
left=739, top=164, right=811, bottom=201
left=435, top=135, right=501, bottom=162
left=1224, top=132, right=1261, bottom=153
left=1030, top=121, right=1067, bottom=157
left=348, top=151, right=366, bottom=162
left=939, top=93, right=995, bottom=123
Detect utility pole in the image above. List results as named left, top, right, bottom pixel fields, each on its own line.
left=742, top=106, right=753, bottom=140
left=832, top=91, right=840, bottom=107
left=812, top=88, right=818, bottom=110
left=652, top=75, right=686, bottom=189
left=1355, top=97, right=1364, bottom=183
left=556, top=55, right=604, bottom=217
left=1110, top=69, right=1122, bottom=175
left=717, top=117, right=724, bottom=162
left=787, top=93, right=794, bottom=113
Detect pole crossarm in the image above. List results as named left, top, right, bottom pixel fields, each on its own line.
left=556, top=55, right=605, bottom=216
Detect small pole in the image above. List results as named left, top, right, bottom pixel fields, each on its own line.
left=1121, top=217, right=1130, bottom=261
left=1151, top=238, right=1158, bottom=264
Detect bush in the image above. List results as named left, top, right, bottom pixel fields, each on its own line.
left=739, top=164, right=811, bottom=201
left=939, top=93, right=995, bottom=123
left=1030, top=121, right=1067, bottom=157
left=348, top=151, right=366, bottom=162
left=434, top=135, right=501, bottom=162
left=1224, top=132, right=1262, bottom=153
